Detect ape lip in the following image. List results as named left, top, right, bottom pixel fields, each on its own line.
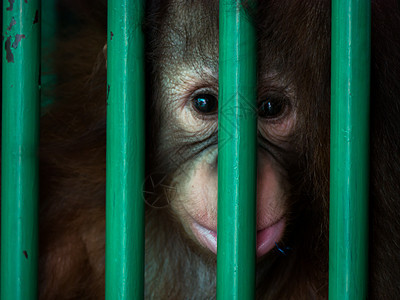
left=192, top=218, right=285, bottom=257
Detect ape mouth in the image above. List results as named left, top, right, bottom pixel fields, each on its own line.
left=191, top=218, right=285, bottom=258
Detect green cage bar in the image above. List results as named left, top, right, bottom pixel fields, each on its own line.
left=329, top=0, right=370, bottom=299
left=105, top=0, right=146, bottom=299
left=217, top=0, right=257, bottom=299
left=1, top=0, right=41, bottom=299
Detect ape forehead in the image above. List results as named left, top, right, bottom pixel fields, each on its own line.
left=157, top=0, right=220, bottom=71
left=149, top=0, right=331, bottom=101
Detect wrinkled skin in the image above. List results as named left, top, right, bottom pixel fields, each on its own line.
left=35, top=0, right=400, bottom=299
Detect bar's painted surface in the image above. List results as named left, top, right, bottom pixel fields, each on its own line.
left=105, top=0, right=146, bottom=299
left=217, top=1, right=257, bottom=299
left=1, top=0, right=41, bottom=299
left=329, top=0, right=370, bottom=299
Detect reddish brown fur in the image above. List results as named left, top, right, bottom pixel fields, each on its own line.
left=35, top=0, right=400, bottom=299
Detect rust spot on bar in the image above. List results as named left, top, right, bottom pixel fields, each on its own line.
left=33, top=10, right=39, bottom=24
left=25, top=0, right=28, bottom=3
left=7, top=18, right=16, bottom=31
left=12, top=34, right=25, bottom=49
left=6, top=0, right=15, bottom=11
left=5, top=36, right=14, bottom=63
left=107, top=84, right=110, bottom=102
left=23, top=251, right=28, bottom=259
left=110, top=32, right=114, bottom=40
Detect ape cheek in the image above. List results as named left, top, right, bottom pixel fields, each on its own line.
left=169, top=149, right=219, bottom=253
left=256, top=153, right=288, bottom=230
left=254, top=153, right=287, bottom=256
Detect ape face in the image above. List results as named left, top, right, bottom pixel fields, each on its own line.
left=146, top=1, right=300, bottom=258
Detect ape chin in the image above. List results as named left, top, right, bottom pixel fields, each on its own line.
left=37, top=0, right=400, bottom=299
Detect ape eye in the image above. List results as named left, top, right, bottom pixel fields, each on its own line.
left=192, top=94, right=218, bottom=115
left=258, top=96, right=287, bottom=119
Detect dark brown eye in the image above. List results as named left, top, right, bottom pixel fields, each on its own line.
left=258, top=97, right=287, bottom=119
left=192, top=94, right=218, bottom=115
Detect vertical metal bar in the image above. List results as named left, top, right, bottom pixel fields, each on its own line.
left=217, top=1, right=257, bottom=299
left=1, top=0, right=41, bottom=299
left=106, top=0, right=145, bottom=299
left=329, top=0, right=370, bottom=299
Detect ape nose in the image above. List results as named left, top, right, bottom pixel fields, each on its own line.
left=213, top=149, right=282, bottom=231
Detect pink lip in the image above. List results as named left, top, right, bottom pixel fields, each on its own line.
left=256, top=218, right=285, bottom=257
left=191, top=218, right=285, bottom=257
left=192, top=222, right=218, bottom=254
